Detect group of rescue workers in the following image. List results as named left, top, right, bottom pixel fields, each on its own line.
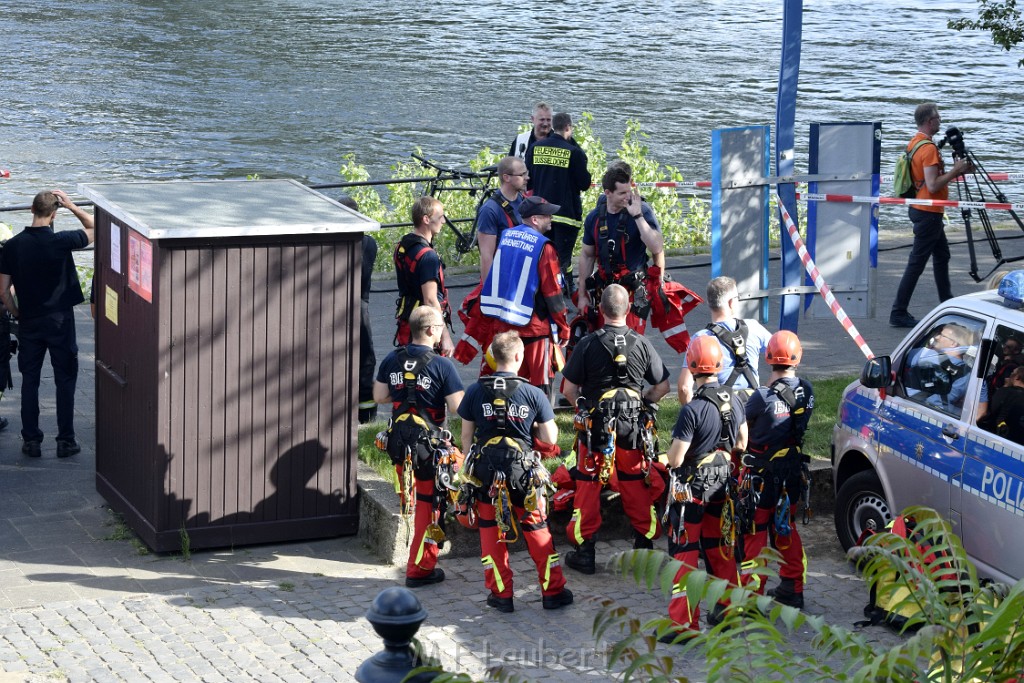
left=369, top=107, right=818, bottom=636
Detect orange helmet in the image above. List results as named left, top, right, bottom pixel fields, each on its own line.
left=686, top=335, right=723, bottom=374
left=766, top=330, right=802, bottom=366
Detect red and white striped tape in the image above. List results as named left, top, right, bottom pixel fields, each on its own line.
left=880, top=172, right=1024, bottom=183
left=600, top=171, right=1024, bottom=192
left=775, top=192, right=875, bottom=360
left=802, top=192, right=1024, bottom=212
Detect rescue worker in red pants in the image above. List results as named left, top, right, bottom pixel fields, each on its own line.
left=561, top=283, right=671, bottom=572
left=662, top=336, right=747, bottom=635
left=458, top=331, right=573, bottom=613
left=738, top=330, right=814, bottom=609
left=373, top=307, right=464, bottom=588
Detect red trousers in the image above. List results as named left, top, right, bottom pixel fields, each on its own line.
left=400, top=473, right=440, bottom=579
left=477, top=501, right=566, bottom=598
left=395, top=320, right=412, bottom=347
left=666, top=499, right=738, bottom=630
left=566, top=443, right=662, bottom=546
left=740, top=502, right=806, bottom=595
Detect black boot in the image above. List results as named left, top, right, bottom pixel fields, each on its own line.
left=633, top=532, right=654, bottom=550
left=565, top=539, right=596, bottom=575
left=767, top=579, right=804, bottom=609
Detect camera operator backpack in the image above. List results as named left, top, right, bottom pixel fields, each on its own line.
left=893, top=139, right=934, bottom=199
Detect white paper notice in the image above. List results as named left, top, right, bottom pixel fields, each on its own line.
left=110, top=224, right=121, bottom=274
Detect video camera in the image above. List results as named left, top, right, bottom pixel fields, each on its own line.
left=937, top=126, right=967, bottom=158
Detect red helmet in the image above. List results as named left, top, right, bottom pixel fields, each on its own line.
left=766, top=330, right=802, bottom=366
left=686, top=336, right=723, bottom=374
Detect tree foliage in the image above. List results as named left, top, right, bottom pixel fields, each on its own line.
left=949, top=0, right=1024, bottom=67
left=338, top=114, right=712, bottom=272
left=405, top=507, right=1024, bottom=681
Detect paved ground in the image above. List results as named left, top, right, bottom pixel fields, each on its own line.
left=0, top=227, right=1016, bottom=681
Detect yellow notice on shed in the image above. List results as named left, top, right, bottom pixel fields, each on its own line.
left=104, top=286, right=118, bottom=325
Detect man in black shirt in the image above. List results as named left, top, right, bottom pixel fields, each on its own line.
left=561, top=284, right=670, bottom=573
left=0, top=190, right=94, bottom=458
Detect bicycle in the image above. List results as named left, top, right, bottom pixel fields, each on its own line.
left=411, top=153, right=498, bottom=257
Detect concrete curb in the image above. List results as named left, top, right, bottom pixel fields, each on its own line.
left=357, top=458, right=837, bottom=566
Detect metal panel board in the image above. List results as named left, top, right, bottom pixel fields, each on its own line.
left=712, top=125, right=771, bottom=322
left=807, top=122, right=881, bottom=319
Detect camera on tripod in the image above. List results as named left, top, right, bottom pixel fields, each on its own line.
left=937, top=126, right=967, bottom=158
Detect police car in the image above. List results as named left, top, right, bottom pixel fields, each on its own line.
left=832, top=271, right=1024, bottom=583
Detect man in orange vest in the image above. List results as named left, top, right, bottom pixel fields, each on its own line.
left=889, top=103, right=972, bottom=328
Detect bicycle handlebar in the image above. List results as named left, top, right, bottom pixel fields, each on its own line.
left=411, top=153, right=495, bottom=180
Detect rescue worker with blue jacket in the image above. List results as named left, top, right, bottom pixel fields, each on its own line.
left=373, top=306, right=464, bottom=588
left=479, top=195, right=569, bottom=394
left=458, top=330, right=573, bottom=613
left=738, top=330, right=814, bottom=609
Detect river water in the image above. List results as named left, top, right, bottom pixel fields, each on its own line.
left=1, top=0, right=1022, bottom=217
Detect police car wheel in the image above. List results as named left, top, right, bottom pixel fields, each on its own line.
left=834, top=470, right=892, bottom=551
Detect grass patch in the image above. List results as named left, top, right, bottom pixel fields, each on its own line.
left=803, top=374, right=857, bottom=461
left=103, top=509, right=151, bottom=555
left=358, top=374, right=857, bottom=477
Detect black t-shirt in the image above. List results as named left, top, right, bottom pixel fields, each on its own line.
left=672, top=383, right=745, bottom=468
left=562, top=325, right=669, bottom=397
left=458, top=372, right=554, bottom=443
left=745, top=376, right=814, bottom=452
left=375, top=344, right=463, bottom=424
left=0, top=226, right=88, bottom=319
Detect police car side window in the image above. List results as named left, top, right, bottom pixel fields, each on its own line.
left=899, top=314, right=984, bottom=419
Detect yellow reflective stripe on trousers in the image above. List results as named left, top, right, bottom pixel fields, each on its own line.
left=358, top=399, right=376, bottom=409
left=645, top=506, right=658, bottom=539
left=741, top=559, right=763, bottom=592
left=413, top=535, right=427, bottom=567
left=481, top=556, right=505, bottom=593
left=542, top=554, right=559, bottom=591
left=551, top=216, right=583, bottom=229
left=570, top=509, right=584, bottom=545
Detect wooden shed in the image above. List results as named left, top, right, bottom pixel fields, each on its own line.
left=79, top=179, right=379, bottom=552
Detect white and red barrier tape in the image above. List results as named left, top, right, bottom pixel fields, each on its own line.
left=612, top=172, right=1024, bottom=193
left=775, top=192, right=875, bottom=360
left=802, top=192, right=1024, bottom=212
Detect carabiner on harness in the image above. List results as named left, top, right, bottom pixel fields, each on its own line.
left=774, top=485, right=792, bottom=538
left=400, top=448, right=415, bottom=516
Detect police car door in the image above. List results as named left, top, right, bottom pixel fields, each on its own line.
left=885, top=313, right=984, bottom=535
left=959, top=321, right=1024, bottom=582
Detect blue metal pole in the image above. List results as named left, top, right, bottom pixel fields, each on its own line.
left=776, top=0, right=803, bottom=331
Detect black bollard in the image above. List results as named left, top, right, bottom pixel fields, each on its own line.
left=354, top=587, right=439, bottom=683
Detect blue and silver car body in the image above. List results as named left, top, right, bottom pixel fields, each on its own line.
left=832, top=273, right=1024, bottom=584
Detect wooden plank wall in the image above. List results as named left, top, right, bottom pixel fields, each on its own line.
left=159, top=235, right=360, bottom=536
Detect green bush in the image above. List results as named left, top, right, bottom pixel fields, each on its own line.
left=410, top=506, right=1024, bottom=682
left=337, top=114, right=714, bottom=272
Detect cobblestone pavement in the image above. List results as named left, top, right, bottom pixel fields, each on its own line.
left=2, top=229, right=999, bottom=681
left=0, top=524, right=903, bottom=682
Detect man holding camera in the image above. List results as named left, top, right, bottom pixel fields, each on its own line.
left=889, top=103, right=973, bottom=328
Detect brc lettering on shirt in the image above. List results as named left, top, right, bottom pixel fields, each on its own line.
left=390, top=373, right=433, bottom=391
